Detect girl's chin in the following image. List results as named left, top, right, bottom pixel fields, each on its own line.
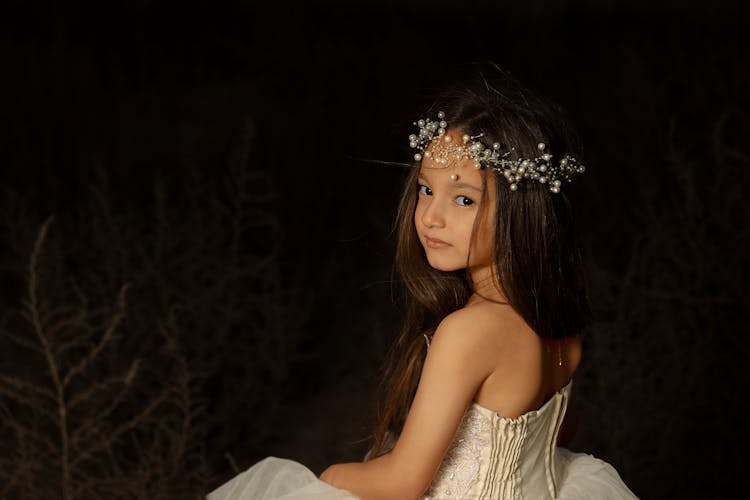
left=425, top=256, right=465, bottom=273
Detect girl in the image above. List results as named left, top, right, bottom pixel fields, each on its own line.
left=208, top=66, right=638, bottom=499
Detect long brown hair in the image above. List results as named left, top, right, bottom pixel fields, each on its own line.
left=367, top=64, right=592, bottom=459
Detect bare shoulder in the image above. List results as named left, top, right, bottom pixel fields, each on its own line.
left=431, top=302, right=529, bottom=361
left=436, top=302, right=532, bottom=341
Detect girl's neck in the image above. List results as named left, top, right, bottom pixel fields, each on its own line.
left=467, top=265, right=507, bottom=306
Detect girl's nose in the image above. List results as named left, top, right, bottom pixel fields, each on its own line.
left=421, top=199, right=446, bottom=228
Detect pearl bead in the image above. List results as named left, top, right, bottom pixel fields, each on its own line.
left=493, top=142, right=501, bottom=150
left=474, top=162, right=481, bottom=169
left=437, top=111, right=445, bottom=119
left=510, top=183, right=518, bottom=191
left=463, top=134, right=470, bottom=143
left=444, top=135, right=452, bottom=143
left=418, top=119, right=425, bottom=127
left=450, top=173, right=458, bottom=181
left=538, top=142, right=546, bottom=151
left=414, top=153, right=422, bottom=161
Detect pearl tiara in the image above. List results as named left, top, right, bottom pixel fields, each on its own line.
left=408, top=111, right=585, bottom=194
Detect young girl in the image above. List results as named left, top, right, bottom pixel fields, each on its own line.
left=208, top=67, right=638, bottom=499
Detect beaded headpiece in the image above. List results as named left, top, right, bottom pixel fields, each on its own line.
left=408, top=111, right=585, bottom=193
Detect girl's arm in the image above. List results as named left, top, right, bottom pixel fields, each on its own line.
left=320, top=309, right=500, bottom=499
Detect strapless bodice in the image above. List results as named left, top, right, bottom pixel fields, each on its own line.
left=422, top=380, right=572, bottom=500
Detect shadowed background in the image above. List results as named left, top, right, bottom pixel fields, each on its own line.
left=1, top=1, right=747, bottom=498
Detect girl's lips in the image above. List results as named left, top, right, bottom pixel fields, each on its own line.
left=425, top=236, right=450, bottom=248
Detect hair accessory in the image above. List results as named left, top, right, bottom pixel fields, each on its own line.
left=408, top=111, right=585, bottom=194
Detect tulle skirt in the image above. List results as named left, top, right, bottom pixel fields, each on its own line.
left=207, top=448, right=638, bottom=499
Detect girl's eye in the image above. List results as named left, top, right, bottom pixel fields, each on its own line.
left=456, top=195, right=474, bottom=207
left=418, top=184, right=432, bottom=196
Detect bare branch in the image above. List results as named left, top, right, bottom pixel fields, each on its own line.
left=67, top=360, right=139, bottom=411
left=62, top=284, right=130, bottom=388
left=71, top=388, right=170, bottom=469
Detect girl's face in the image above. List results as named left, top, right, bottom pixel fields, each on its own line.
left=414, top=130, right=496, bottom=277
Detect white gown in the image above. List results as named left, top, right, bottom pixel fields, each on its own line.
left=208, top=380, right=638, bottom=499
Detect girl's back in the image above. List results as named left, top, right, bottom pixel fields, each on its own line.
left=457, top=300, right=582, bottom=420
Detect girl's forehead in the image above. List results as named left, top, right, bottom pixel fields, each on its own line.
left=418, top=158, right=486, bottom=188
left=418, top=164, right=485, bottom=187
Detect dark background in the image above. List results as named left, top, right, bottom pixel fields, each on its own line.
left=1, top=1, right=748, bottom=498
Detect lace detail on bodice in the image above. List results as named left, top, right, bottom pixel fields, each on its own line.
left=422, top=381, right=572, bottom=500
left=424, top=406, right=493, bottom=497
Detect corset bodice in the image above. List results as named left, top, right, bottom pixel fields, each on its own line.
left=422, top=380, right=572, bottom=500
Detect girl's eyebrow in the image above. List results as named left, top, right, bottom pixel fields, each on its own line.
left=419, top=173, right=482, bottom=193
left=453, top=182, right=482, bottom=193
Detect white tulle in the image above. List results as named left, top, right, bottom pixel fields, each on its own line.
left=207, top=457, right=357, bottom=500
left=555, top=448, right=638, bottom=500
left=208, top=450, right=638, bottom=500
